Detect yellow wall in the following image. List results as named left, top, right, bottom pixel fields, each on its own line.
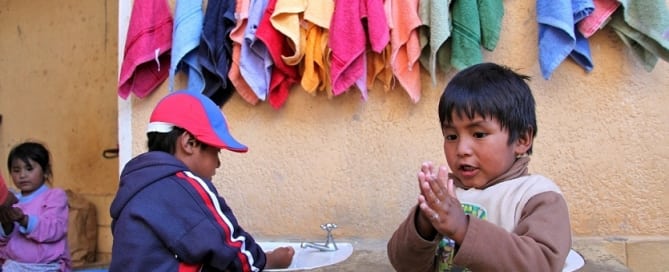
left=1, top=0, right=668, bottom=269
left=128, top=0, right=669, bottom=240
left=0, top=0, right=118, bottom=263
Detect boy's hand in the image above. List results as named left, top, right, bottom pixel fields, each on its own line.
left=418, top=164, right=469, bottom=244
left=265, top=246, right=295, bottom=269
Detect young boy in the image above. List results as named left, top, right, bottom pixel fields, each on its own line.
left=109, top=90, right=294, bottom=271
left=387, top=63, right=572, bottom=271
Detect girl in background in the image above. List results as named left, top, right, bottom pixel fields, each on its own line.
left=0, top=141, right=71, bottom=271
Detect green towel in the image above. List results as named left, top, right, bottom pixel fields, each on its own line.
left=450, top=0, right=504, bottom=70
left=609, top=0, right=669, bottom=71
left=418, top=0, right=453, bottom=85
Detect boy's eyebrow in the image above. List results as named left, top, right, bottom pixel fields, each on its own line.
left=443, top=118, right=494, bottom=129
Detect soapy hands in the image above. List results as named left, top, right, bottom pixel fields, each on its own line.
left=265, top=246, right=295, bottom=269
left=417, top=162, right=468, bottom=244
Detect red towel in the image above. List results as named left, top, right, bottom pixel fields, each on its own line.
left=257, top=0, right=299, bottom=109
left=118, top=0, right=173, bottom=99
left=578, top=0, right=620, bottom=38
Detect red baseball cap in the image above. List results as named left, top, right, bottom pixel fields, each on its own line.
left=147, top=91, right=248, bottom=153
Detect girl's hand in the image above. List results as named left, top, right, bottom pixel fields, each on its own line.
left=418, top=165, right=469, bottom=244
left=0, top=193, right=18, bottom=209
left=0, top=207, right=19, bottom=223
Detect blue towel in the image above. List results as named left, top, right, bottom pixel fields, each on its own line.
left=537, top=0, right=595, bottom=79
left=198, top=0, right=237, bottom=105
left=169, top=0, right=205, bottom=92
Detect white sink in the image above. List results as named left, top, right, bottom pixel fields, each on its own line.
left=562, top=249, right=585, bottom=272
left=257, top=241, right=354, bottom=271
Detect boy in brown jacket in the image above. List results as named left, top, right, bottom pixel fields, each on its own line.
left=387, top=63, right=572, bottom=271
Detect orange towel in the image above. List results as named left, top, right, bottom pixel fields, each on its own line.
left=390, top=0, right=422, bottom=103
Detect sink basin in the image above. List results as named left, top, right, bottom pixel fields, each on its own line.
left=257, top=241, right=354, bottom=271
left=562, top=249, right=585, bottom=272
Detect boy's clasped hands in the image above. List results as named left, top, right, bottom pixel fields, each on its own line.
left=416, top=162, right=468, bottom=244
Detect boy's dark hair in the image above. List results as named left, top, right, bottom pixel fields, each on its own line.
left=7, top=141, right=54, bottom=180
left=147, top=127, right=187, bottom=154
left=438, top=62, right=537, bottom=154
left=147, top=127, right=211, bottom=154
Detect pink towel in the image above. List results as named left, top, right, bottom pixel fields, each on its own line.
left=578, top=0, right=620, bottom=38
left=329, top=0, right=389, bottom=100
left=118, top=0, right=172, bottom=99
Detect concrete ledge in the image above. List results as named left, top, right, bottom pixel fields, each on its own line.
left=311, top=238, right=638, bottom=271
left=93, top=236, right=669, bottom=271
left=573, top=236, right=629, bottom=271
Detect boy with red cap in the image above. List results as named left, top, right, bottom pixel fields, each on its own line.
left=109, top=90, right=294, bottom=271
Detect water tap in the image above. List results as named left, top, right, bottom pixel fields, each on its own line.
left=300, top=223, right=338, bottom=251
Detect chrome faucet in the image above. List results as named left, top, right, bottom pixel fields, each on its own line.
left=300, top=223, right=338, bottom=251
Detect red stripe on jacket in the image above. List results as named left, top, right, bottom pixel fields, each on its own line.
left=177, top=172, right=253, bottom=272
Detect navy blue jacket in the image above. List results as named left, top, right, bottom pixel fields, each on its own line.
left=109, top=151, right=266, bottom=272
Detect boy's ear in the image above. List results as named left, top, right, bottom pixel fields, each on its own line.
left=177, top=131, right=196, bottom=155
left=514, top=128, right=534, bottom=155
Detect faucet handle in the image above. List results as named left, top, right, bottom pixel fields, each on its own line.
left=320, top=223, right=337, bottom=232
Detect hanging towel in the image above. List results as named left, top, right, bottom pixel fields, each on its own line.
left=577, top=0, right=620, bottom=38
left=304, top=0, right=333, bottom=29
left=302, top=22, right=332, bottom=94
left=240, top=0, right=273, bottom=101
left=169, top=0, right=205, bottom=92
left=229, top=0, right=259, bottom=105
left=118, top=0, right=172, bottom=99
left=330, top=0, right=389, bottom=100
left=608, top=0, right=669, bottom=71
left=479, top=0, right=504, bottom=50
left=301, top=0, right=334, bottom=94
left=450, top=0, right=504, bottom=70
left=418, top=0, right=452, bottom=86
left=199, top=0, right=237, bottom=106
left=257, top=0, right=299, bottom=109
left=390, top=0, right=422, bottom=103
left=367, top=44, right=394, bottom=92
left=365, top=0, right=392, bottom=96
left=366, top=0, right=394, bottom=93
left=537, top=0, right=595, bottom=79
left=365, top=0, right=391, bottom=54
left=329, top=0, right=366, bottom=98
left=271, top=0, right=307, bottom=65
